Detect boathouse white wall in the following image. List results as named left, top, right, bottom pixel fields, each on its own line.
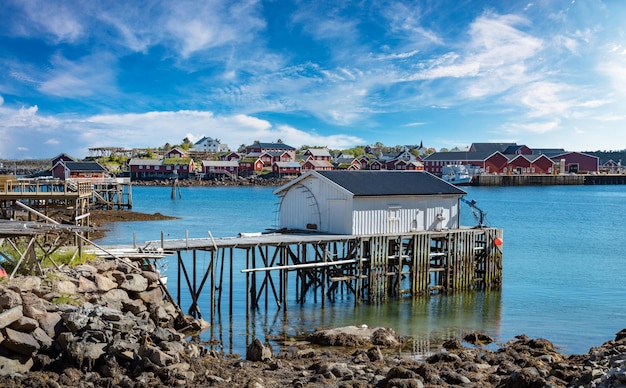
left=274, top=171, right=462, bottom=235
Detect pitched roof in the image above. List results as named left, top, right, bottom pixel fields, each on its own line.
left=470, top=143, right=517, bottom=153
left=305, top=148, right=331, bottom=157
left=128, top=158, right=162, bottom=166
left=422, top=151, right=496, bottom=161
left=202, top=160, right=239, bottom=167
left=249, top=142, right=295, bottom=150
left=304, top=160, right=333, bottom=168
left=62, top=161, right=107, bottom=172
left=273, top=161, right=301, bottom=168
left=315, top=170, right=466, bottom=196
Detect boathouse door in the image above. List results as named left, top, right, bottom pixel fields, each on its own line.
left=326, top=199, right=348, bottom=234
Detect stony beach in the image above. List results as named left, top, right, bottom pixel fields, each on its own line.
left=1, top=253, right=625, bottom=387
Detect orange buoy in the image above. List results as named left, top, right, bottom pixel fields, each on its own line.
left=493, top=237, right=503, bottom=247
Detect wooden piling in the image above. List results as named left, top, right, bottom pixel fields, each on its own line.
left=124, top=227, right=502, bottom=323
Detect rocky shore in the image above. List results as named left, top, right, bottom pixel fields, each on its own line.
left=1, top=257, right=626, bottom=387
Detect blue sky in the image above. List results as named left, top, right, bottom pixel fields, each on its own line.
left=1, top=0, right=625, bottom=159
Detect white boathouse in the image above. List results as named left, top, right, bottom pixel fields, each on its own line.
left=273, top=170, right=467, bottom=235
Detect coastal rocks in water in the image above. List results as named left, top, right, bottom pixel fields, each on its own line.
left=463, top=331, right=495, bottom=345
left=246, top=338, right=273, bottom=361
left=307, top=325, right=400, bottom=348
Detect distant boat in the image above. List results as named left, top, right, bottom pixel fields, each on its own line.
left=441, top=165, right=474, bottom=186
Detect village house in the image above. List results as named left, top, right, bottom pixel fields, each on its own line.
left=549, top=151, right=599, bottom=174
left=238, top=157, right=265, bottom=175
left=333, top=156, right=361, bottom=170
left=51, top=160, right=108, bottom=180
left=421, top=143, right=596, bottom=176
left=259, top=151, right=294, bottom=167
left=194, top=136, right=229, bottom=153
left=272, top=161, right=302, bottom=177
left=273, top=170, right=466, bottom=235
left=201, top=160, right=239, bottom=179
left=303, top=148, right=332, bottom=161
left=127, top=159, right=167, bottom=180
left=245, top=141, right=296, bottom=161
left=301, top=158, right=334, bottom=172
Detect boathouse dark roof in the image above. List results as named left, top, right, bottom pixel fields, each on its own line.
left=62, top=161, right=107, bottom=172
left=421, top=151, right=496, bottom=161
left=316, top=170, right=466, bottom=197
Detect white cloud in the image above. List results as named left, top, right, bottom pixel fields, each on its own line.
left=0, top=107, right=367, bottom=159
left=13, top=0, right=84, bottom=43
left=38, top=52, right=117, bottom=98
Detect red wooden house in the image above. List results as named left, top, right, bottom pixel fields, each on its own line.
left=272, top=161, right=302, bottom=177
left=259, top=151, right=293, bottom=167
left=550, top=152, right=599, bottom=174
left=164, top=148, right=187, bottom=159
left=201, top=160, right=239, bottom=179
left=303, top=148, right=331, bottom=161
left=302, top=159, right=333, bottom=171
left=368, top=160, right=385, bottom=170
left=128, top=159, right=168, bottom=180
left=245, top=141, right=296, bottom=161
left=52, top=161, right=108, bottom=180
left=239, top=158, right=264, bottom=174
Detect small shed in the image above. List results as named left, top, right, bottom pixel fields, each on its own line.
left=273, top=170, right=466, bottom=235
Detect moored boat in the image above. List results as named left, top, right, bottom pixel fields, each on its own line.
left=441, top=165, right=474, bottom=185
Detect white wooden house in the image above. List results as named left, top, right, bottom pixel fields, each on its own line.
left=273, top=170, right=466, bottom=235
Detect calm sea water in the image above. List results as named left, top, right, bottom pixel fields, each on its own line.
left=96, top=184, right=626, bottom=355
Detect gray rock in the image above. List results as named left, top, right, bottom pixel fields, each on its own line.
left=100, top=288, right=129, bottom=311
left=9, top=315, right=38, bottom=332
left=246, top=338, right=272, bottom=361
left=119, top=273, right=148, bottom=292
left=94, top=273, right=117, bottom=292
left=37, top=311, right=63, bottom=338
left=137, top=287, right=164, bottom=305
left=21, top=292, right=49, bottom=320
left=78, top=276, right=99, bottom=293
left=75, top=264, right=98, bottom=278
left=53, top=280, right=78, bottom=295
left=1, top=327, right=41, bottom=356
left=0, top=355, right=34, bottom=376
left=0, top=288, right=22, bottom=309
left=63, top=310, right=91, bottom=333
left=139, top=343, right=176, bottom=367
left=19, top=277, right=42, bottom=291
left=31, top=326, right=53, bottom=349
left=372, top=327, right=400, bottom=347
left=0, top=305, right=23, bottom=330
left=122, top=298, right=147, bottom=315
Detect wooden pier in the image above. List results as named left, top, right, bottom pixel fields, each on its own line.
left=0, top=176, right=133, bottom=227
left=93, top=227, right=503, bottom=321
left=1, top=176, right=93, bottom=226
left=474, top=173, right=626, bottom=186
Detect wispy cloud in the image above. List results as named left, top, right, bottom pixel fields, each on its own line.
left=9, top=0, right=85, bottom=43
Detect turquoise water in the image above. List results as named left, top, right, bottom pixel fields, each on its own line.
left=96, top=184, right=626, bottom=355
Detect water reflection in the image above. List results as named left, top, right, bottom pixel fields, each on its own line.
left=197, top=289, right=502, bottom=356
